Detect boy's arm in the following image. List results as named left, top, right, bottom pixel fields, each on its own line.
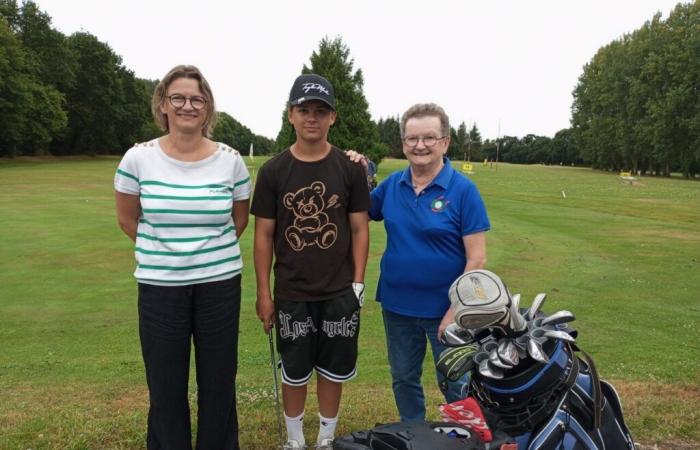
left=254, top=216, right=276, bottom=333
left=348, top=211, right=369, bottom=284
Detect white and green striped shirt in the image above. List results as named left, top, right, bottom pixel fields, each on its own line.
left=114, top=139, right=251, bottom=286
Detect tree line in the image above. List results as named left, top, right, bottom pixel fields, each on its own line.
left=571, top=1, right=700, bottom=177
left=0, top=0, right=273, bottom=157
left=3, top=0, right=698, bottom=178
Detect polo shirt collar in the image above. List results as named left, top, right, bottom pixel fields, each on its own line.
left=400, top=157, right=453, bottom=189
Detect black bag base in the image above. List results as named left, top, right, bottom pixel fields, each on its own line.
left=333, top=421, right=514, bottom=450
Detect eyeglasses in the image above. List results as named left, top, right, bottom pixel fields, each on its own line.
left=165, top=94, right=208, bottom=110
left=403, top=136, right=447, bottom=147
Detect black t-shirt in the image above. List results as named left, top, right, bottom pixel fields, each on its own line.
left=251, top=146, right=370, bottom=301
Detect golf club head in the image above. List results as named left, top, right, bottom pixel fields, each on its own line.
left=525, top=293, right=547, bottom=321
left=527, top=338, right=549, bottom=363
left=478, top=358, right=504, bottom=379
left=540, top=310, right=576, bottom=327
left=543, top=329, right=576, bottom=343
left=442, top=323, right=476, bottom=346
left=489, top=347, right=513, bottom=369
left=498, top=338, right=520, bottom=366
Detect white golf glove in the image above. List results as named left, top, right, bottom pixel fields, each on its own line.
left=352, top=282, right=365, bottom=307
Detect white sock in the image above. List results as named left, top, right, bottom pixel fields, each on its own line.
left=284, top=411, right=305, bottom=446
left=317, top=413, right=338, bottom=442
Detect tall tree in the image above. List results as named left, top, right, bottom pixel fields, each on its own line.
left=276, top=36, right=387, bottom=163
left=0, top=17, right=66, bottom=156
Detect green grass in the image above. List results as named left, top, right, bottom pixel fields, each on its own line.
left=0, top=157, right=698, bottom=449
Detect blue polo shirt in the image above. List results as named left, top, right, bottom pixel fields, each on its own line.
left=369, top=158, right=490, bottom=318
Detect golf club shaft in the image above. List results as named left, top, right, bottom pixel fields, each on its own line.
left=268, top=330, right=284, bottom=447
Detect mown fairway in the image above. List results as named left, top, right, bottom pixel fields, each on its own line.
left=0, top=157, right=698, bottom=449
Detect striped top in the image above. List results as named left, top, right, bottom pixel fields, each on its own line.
left=114, top=139, right=251, bottom=286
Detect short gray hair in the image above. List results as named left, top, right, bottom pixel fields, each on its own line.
left=400, top=103, right=450, bottom=138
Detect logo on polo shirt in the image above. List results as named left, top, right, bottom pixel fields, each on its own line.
left=431, top=196, right=450, bottom=212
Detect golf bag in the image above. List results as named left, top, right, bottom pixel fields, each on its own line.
left=332, top=421, right=503, bottom=450
left=470, top=339, right=636, bottom=450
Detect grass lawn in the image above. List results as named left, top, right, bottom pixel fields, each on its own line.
left=0, top=156, right=698, bottom=449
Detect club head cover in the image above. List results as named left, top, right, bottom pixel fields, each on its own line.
left=439, top=397, right=493, bottom=442
left=449, top=270, right=512, bottom=330
left=437, top=344, right=478, bottom=381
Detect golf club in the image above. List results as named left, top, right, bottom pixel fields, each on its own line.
left=540, top=310, right=576, bottom=327
left=525, top=293, right=547, bottom=321
left=268, top=330, right=284, bottom=448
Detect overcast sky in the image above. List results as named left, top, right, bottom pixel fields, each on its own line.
left=38, top=0, right=683, bottom=141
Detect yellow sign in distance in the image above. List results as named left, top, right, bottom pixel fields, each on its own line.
left=461, top=163, right=474, bottom=173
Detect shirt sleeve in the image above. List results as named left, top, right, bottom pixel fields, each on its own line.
left=346, top=162, right=370, bottom=213
left=460, top=183, right=491, bottom=236
left=114, top=147, right=140, bottom=195
left=368, top=178, right=386, bottom=221
left=232, top=155, right=252, bottom=201
left=250, top=163, right=276, bottom=219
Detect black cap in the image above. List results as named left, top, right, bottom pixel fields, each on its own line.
left=288, top=74, right=336, bottom=110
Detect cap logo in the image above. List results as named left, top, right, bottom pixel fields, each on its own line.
left=469, top=276, right=487, bottom=300
left=301, top=82, right=329, bottom=95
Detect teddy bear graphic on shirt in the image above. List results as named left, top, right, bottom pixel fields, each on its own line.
left=283, top=181, right=340, bottom=251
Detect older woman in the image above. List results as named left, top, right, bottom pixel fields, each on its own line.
left=114, top=65, right=251, bottom=449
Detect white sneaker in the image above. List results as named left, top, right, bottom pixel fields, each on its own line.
left=314, top=438, right=334, bottom=450
left=282, top=440, right=307, bottom=450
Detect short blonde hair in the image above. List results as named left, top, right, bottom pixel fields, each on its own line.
left=400, top=103, right=450, bottom=138
left=151, top=65, right=217, bottom=137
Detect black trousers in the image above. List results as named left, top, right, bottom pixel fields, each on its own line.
left=138, top=275, right=241, bottom=450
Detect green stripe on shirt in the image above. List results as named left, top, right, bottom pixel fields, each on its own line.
left=136, top=241, right=236, bottom=256
left=139, top=219, right=229, bottom=228
left=137, top=227, right=236, bottom=243
left=141, top=194, right=231, bottom=200
left=138, top=255, right=241, bottom=271
left=234, top=176, right=251, bottom=187
left=140, top=180, right=231, bottom=189
left=142, top=208, right=231, bottom=215
left=117, top=169, right=139, bottom=182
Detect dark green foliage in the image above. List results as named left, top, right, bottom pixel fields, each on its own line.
left=214, top=112, right=275, bottom=155
left=0, top=1, right=273, bottom=156
left=571, top=2, right=700, bottom=177
left=377, top=115, right=402, bottom=158
left=0, top=16, right=66, bottom=156
left=276, top=37, right=388, bottom=164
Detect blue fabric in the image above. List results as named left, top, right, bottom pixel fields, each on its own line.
left=382, top=309, right=466, bottom=422
left=369, top=158, right=490, bottom=318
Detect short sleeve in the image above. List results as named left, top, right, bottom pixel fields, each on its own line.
left=346, top=163, right=370, bottom=213
left=250, top=163, right=276, bottom=219
left=232, top=155, right=252, bottom=201
left=114, top=147, right=140, bottom=195
left=460, top=183, right=491, bottom=236
left=368, top=179, right=386, bottom=221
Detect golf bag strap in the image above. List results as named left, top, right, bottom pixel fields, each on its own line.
left=578, top=349, right=602, bottom=430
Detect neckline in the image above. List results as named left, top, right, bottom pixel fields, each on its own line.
left=155, top=139, right=221, bottom=167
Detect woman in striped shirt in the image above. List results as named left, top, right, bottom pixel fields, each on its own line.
left=115, top=65, right=251, bottom=450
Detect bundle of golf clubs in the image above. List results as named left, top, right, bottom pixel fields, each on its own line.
left=439, top=270, right=577, bottom=381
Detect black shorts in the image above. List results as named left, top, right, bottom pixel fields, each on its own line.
left=275, top=290, right=361, bottom=386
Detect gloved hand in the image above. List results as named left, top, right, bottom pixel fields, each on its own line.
left=352, top=282, right=365, bottom=307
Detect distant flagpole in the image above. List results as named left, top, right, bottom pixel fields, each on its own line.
left=248, top=143, right=255, bottom=179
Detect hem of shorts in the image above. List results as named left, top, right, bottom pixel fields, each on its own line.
left=136, top=269, right=240, bottom=286
left=315, top=365, right=357, bottom=383
left=281, top=364, right=313, bottom=387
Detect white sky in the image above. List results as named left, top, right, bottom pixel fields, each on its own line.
left=37, top=0, right=682, bottom=140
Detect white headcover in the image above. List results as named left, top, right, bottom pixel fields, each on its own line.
left=449, top=269, right=512, bottom=330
